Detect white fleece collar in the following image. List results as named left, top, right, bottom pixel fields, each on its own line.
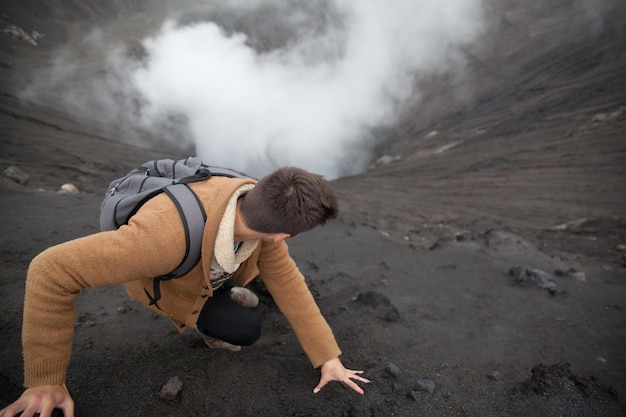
left=213, top=184, right=259, bottom=273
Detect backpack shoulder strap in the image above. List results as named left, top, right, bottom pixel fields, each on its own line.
left=163, top=183, right=207, bottom=277
left=148, top=183, right=207, bottom=305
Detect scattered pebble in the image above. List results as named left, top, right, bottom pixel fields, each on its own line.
left=409, top=391, right=421, bottom=401
left=59, top=183, right=79, bottom=194
left=509, top=266, right=557, bottom=294
left=554, top=267, right=575, bottom=276
left=384, top=362, right=403, bottom=379
left=487, top=370, right=501, bottom=381
left=159, top=376, right=183, bottom=402
left=410, top=378, right=436, bottom=394
left=3, top=165, right=29, bottom=185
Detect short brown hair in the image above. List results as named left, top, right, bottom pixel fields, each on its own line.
left=240, top=167, right=339, bottom=235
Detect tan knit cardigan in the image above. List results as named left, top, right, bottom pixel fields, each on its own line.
left=22, top=176, right=341, bottom=387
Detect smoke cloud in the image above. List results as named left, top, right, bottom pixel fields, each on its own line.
left=23, top=0, right=488, bottom=179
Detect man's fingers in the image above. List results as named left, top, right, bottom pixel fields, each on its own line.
left=345, top=372, right=370, bottom=394
left=313, top=379, right=329, bottom=394
left=351, top=374, right=371, bottom=384
left=344, top=378, right=365, bottom=395
left=40, top=403, right=56, bottom=417
left=346, top=369, right=371, bottom=384
left=61, top=402, right=76, bottom=417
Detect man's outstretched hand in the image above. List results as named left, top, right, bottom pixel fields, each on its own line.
left=0, top=384, right=74, bottom=417
left=314, top=357, right=370, bottom=395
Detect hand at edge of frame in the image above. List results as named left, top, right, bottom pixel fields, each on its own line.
left=0, top=383, right=74, bottom=417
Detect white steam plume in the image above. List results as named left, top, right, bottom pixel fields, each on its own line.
left=128, top=0, right=486, bottom=178
left=19, top=0, right=486, bottom=179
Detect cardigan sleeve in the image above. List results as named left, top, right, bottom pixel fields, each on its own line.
left=256, top=241, right=342, bottom=368
left=22, top=195, right=187, bottom=387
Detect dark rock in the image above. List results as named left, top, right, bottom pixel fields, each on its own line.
left=384, top=362, right=403, bottom=379
left=554, top=267, right=576, bottom=276
left=509, top=266, right=528, bottom=284
left=487, top=370, right=501, bottom=381
left=509, top=266, right=557, bottom=294
left=409, top=378, right=436, bottom=394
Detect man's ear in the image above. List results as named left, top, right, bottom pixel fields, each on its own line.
left=273, top=233, right=291, bottom=242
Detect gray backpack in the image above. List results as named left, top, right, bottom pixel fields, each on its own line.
left=100, top=157, right=246, bottom=304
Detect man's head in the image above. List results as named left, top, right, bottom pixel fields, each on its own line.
left=240, top=166, right=339, bottom=236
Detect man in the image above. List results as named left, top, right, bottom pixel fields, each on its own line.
left=0, top=166, right=370, bottom=417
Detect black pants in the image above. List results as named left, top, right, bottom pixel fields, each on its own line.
left=196, top=279, right=261, bottom=346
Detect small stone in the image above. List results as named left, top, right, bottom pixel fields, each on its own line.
left=409, top=390, right=421, bottom=401
left=487, top=370, right=501, bottom=381
left=3, top=165, right=29, bottom=185
left=384, top=362, right=403, bottom=379
left=159, top=376, right=183, bottom=402
left=509, top=266, right=529, bottom=284
left=530, top=268, right=557, bottom=293
left=59, top=183, right=79, bottom=194
left=554, top=267, right=575, bottom=276
left=509, top=267, right=557, bottom=294
left=116, top=306, right=127, bottom=314
left=411, top=378, right=436, bottom=394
